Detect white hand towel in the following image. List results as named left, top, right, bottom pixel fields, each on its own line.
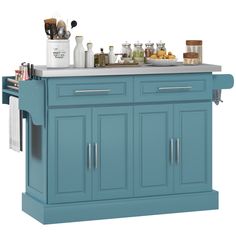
left=9, top=96, right=22, bottom=152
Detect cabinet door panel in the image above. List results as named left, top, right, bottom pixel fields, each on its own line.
left=174, top=102, right=212, bottom=193
left=48, top=108, right=92, bottom=203
left=134, top=105, right=173, bottom=196
left=93, top=106, right=133, bottom=200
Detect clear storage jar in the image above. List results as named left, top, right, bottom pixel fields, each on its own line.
left=133, top=42, right=144, bottom=64
left=122, top=42, right=132, bottom=58
left=186, top=40, right=202, bottom=64
left=145, top=42, right=155, bottom=58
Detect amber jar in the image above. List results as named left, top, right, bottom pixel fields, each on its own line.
left=186, top=40, right=202, bottom=63
left=183, top=52, right=200, bottom=65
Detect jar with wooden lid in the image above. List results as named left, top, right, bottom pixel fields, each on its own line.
left=183, top=52, right=200, bottom=65
left=186, top=40, right=202, bottom=63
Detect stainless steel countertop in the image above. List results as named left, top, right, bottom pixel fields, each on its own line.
left=34, top=63, right=222, bottom=77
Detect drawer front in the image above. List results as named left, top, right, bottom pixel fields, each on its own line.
left=134, top=73, right=212, bottom=102
left=48, top=76, right=133, bottom=106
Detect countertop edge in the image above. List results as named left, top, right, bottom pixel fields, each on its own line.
left=34, top=64, right=222, bottom=77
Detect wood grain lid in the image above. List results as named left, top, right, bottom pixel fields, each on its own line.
left=183, top=52, right=199, bottom=58
left=186, top=40, right=202, bottom=46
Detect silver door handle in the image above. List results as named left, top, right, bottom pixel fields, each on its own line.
left=74, top=89, right=111, bottom=94
left=94, top=143, right=98, bottom=169
left=88, top=143, right=92, bottom=169
left=170, top=138, right=174, bottom=165
left=176, top=138, right=180, bottom=164
left=158, top=86, right=192, bottom=91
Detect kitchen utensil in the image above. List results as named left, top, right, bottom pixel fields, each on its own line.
left=71, top=20, right=77, bottom=29
left=57, top=20, right=67, bottom=31
left=49, top=24, right=57, bottom=39
left=64, top=31, right=71, bottom=39
left=44, top=18, right=57, bottom=39
left=30, top=64, right=34, bottom=79
left=57, top=27, right=65, bottom=39
left=27, top=63, right=31, bottom=79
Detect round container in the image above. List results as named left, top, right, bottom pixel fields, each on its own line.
left=186, top=40, right=202, bottom=63
left=133, top=42, right=144, bottom=64
left=183, top=52, right=200, bottom=65
left=122, top=42, right=132, bottom=58
left=47, top=39, right=70, bottom=68
left=145, top=42, right=155, bottom=58
left=156, top=41, right=166, bottom=52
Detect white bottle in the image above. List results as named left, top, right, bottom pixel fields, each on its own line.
left=74, top=36, right=85, bottom=68
left=108, top=46, right=117, bottom=64
left=86, top=42, right=94, bottom=68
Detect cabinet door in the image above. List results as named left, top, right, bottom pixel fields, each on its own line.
left=174, top=102, right=212, bottom=193
left=48, top=108, right=92, bottom=203
left=93, top=106, right=133, bottom=200
left=134, top=104, right=173, bottom=196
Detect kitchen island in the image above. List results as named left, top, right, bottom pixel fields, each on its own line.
left=2, top=64, right=234, bottom=224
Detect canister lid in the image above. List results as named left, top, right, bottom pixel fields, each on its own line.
left=186, top=40, right=202, bottom=45
left=122, top=42, right=131, bottom=46
left=145, top=41, right=154, bottom=47
left=183, top=52, right=199, bottom=58
left=134, top=42, right=143, bottom=47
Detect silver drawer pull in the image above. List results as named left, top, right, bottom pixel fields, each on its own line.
left=88, top=143, right=92, bottom=169
left=170, top=138, right=174, bottom=165
left=74, top=89, right=111, bottom=94
left=158, top=86, right=192, bottom=91
left=94, top=143, right=98, bottom=169
left=176, top=138, right=180, bottom=164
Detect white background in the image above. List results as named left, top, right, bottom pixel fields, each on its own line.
left=0, top=0, right=235, bottom=235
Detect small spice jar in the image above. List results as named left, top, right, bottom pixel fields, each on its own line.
left=186, top=40, right=202, bottom=63
left=183, top=52, right=199, bottom=65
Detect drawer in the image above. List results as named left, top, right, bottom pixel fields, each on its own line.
left=48, top=76, right=133, bottom=106
left=134, top=73, right=213, bottom=102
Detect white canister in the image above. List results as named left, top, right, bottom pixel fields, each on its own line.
left=86, top=42, right=94, bottom=68
left=47, top=39, right=70, bottom=68
left=108, top=46, right=117, bottom=64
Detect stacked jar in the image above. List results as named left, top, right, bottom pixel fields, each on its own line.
left=183, top=52, right=199, bottom=65
left=185, top=40, right=202, bottom=64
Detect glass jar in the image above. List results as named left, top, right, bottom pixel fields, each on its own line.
left=156, top=41, right=166, bottom=52
left=186, top=40, right=202, bottom=64
left=145, top=41, right=155, bottom=59
left=122, top=42, right=132, bottom=58
left=183, top=52, right=200, bottom=65
left=133, top=42, right=144, bottom=64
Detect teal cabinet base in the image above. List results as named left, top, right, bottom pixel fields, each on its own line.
left=22, top=191, right=218, bottom=224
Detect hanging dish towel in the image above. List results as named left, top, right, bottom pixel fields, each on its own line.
left=9, top=96, right=22, bottom=152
